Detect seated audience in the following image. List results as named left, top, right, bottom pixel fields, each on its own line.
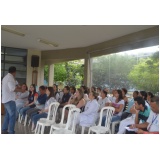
left=121, top=91, right=139, bottom=120
left=109, top=89, right=116, bottom=102
left=130, top=96, right=159, bottom=134
left=31, top=87, right=57, bottom=131
left=121, top=88, right=128, bottom=111
left=16, top=83, right=29, bottom=118
left=70, top=86, right=76, bottom=96
left=97, top=87, right=102, bottom=97
left=139, top=90, right=151, bottom=110
left=91, top=86, right=96, bottom=92
left=26, top=85, right=47, bottom=120
left=117, top=91, right=150, bottom=134
left=58, top=89, right=64, bottom=103
left=102, top=89, right=124, bottom=126
left=77, top=91, right=99, bottom=127
left=147, top=91, right=154, bottom=105
left=65, top=88, right=86, bottom=120
left=19, top=84, right=38, bottom=119
left=58, top=86, right=71, bottom=108
left=125, top=96, right=151, bottom=134
left=53, top=84, right=60, bottom=101
left=97, top=90, right=110, bottom=115
left=68, top=88, right=85, bottom=109
left=80, top=85, right=89, bottom=101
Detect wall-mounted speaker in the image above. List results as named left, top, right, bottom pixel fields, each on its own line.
left=31, top=55, right=39, bottom=67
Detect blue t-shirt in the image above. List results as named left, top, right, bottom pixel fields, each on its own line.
left=37, top=93, right=47, bottom=104
left=125, top=98, right=134, bottom=113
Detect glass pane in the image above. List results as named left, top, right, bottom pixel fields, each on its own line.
left=5, top=55, right=24, bottom=62
left=16, top=78, right=26, bottom=85
left=91, top=45, right=159, bottom=95
left=1, top=63, right=4, bottom=69
left=4, top=63, right=26, bottom=71
left=5, top=47, right=27, bottom=56
left=16, top=71, right=26, bottom=78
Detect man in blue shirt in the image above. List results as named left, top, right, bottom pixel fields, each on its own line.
left=59, top=86, right=71, bottom=108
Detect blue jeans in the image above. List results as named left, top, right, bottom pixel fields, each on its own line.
left=102, top=115, right=121, bottom=126
left=2, top=101, right=16, bottom=134
left=19, top=106, right=31, bottom=119
left=32, top=113, right=47, bottom=126
left=16, top=105, right=24, bottom=119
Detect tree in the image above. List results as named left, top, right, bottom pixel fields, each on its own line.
left=44, top=65, right=49, bottom=82
left=128, top=52, right=159, bottom=94
left=92, top=53, right=137, bottom=89
left=45, top=60, right=84, bottom=87
left=54, top=63, right=67, bottom=82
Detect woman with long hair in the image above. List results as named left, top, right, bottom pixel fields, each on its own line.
left=31, top=87, right=57, bottom=131
left=102, top=89, right=124, bottom=126
left=19, top=84, right=38, bottom=119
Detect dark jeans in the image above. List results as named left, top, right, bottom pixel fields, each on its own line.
left=2, top=101, right=16, bottom=134
left=121, top=112, right=132, bottom=120
left=32, top=112, right=48, bottom=126
left=26, top=108, right=41, bottom=119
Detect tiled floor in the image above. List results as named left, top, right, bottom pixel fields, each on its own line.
left=1, top=115, right=34, bottom=134
left=1, top=114, right=86, bottom=134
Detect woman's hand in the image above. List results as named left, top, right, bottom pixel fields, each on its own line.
left=38, top=110, right=43, bottom=114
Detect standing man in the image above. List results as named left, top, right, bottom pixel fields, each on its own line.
left=2, top=66, right=23, bottom=134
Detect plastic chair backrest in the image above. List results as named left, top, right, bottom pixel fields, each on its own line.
left=65, top=107, right=81, bottom=133
left=98, top=106, right=115, bottom=129
left=60, top=104, right=76, bottom=124
left=47, top=102, right=60, bottom=122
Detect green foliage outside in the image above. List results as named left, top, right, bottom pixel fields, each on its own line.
left=44, top=51, right=159, bottom=94
left=44, top=60, right=84, bottom=88
left=128, top=52, right=159, bottom=94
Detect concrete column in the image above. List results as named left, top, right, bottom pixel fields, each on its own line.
left=84, top=53, right=91, bottom=88
left=48, top=64, right=54, bottom=86
left=40, top=60, right=45, bottom=85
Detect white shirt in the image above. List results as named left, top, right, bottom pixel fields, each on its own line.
left=112, top=99, right=124, bottom=116
left=2, top=73, right=16, bottom=103
left=98, top=97, right=111, bottom=110
left=147, top=111, right=159, bottom=132
left=79, top=99, right=99, bottom=126
left=44, top=97, right=57, bottom=112
left=109, top=96, right=116, bottom=102
left=55, top=93, right=60, bottom=102
left=15, top=91, right=29, bottom=106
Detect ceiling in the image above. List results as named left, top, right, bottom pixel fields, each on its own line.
left=1, top=25, right=156, bottom=51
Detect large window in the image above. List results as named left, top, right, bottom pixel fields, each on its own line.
left=1, top=47, right=27, bottom=84
left=91, top=45, right=159, bottom=94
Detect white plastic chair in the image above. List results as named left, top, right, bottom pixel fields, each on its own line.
left=88, top=107, right=115, bottom=134
left=111, top=120, right=120, bottom=134
left=49, top=104, right=76, bottom=133
left=50, top=107, right=81, bottom=134
left=79, top=104, right=100, bottom=134
left=34, top=102, right=60, bottom=134
left=18, top=113, right=23, bottom=123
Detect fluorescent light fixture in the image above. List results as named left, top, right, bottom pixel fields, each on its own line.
left=37, top=38, right=59, bottom=47
left=1, top=26, right=25, bottom=37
